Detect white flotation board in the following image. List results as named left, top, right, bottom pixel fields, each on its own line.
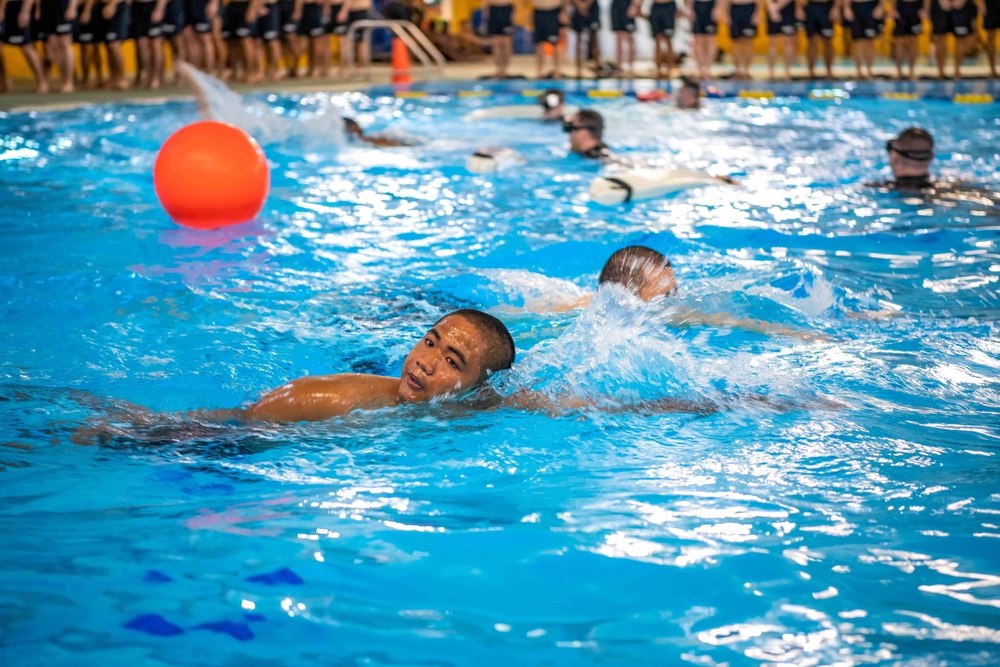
left=466, top=146, right=526, bottom=174
left=589, top=167, right=728, bottom=205
left=463, top=105, right=579, bottom=121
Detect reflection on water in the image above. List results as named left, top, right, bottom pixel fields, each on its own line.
left=0, top=87, right=998, bottom=665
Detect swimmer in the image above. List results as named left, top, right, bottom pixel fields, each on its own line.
left=675, top=77, right=701, bottom=109
left=564, top=108, right=628, bottom=164
left=521, top=246, right=827, bottom=341
left=343, top=117, right=421, bottom=147
left=72, top=308, right=784, bottom=439
left=538, top=87, right=567, bottom=120
left=868, top=127, right=999, bottom=212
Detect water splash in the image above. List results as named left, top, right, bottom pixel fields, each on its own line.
left=178, top=64, right=346, bottom=146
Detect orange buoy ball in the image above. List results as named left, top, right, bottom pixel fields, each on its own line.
left=154, top=121, right=269, bottom=229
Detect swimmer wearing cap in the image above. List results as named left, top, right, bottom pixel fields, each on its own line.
left=538, top=88, right=567, bottom=120
left=879, top=127, right=935, bottom=190
left=564, top=109, right=626, bottom=164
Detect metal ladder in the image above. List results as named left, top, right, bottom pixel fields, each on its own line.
left=344, top=20, right=446, bottom=80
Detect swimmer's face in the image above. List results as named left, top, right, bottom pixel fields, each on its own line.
left=398, top=316, right=487, bottom=403
left=676, top=88, right=700, bottom=110
left=567, top=113, right=598, bottom=152
left=637, top=264, right=679, bottom=301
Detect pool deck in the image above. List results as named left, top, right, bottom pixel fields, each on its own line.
left=0, top=54, right=996, bottom=112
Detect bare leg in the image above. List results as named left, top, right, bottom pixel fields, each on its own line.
left=988, top=30, right=998, bottom=78
left=106, top=42, right=128, bottom=89
left=806, top=34, right=818, bottom=77
left=782, top=33, right=794, bottom=79
left=149, top=36, right=164, bottom=88
left=767, top=36, right=778, bottom=79
left=933, top=34, right=948, bottom=77
left=0, top=49, right=10, bottom=92
left=21, top=44, right=49, bottom=92
left=953, top=33, right=970, bottom=79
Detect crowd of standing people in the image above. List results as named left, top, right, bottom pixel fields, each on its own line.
left=481, top=0, right=998, bottom=80
left=0, top=0, right=375, bottom=92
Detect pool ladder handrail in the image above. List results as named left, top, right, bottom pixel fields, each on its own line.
left=345, top=20, right=447, bottom=80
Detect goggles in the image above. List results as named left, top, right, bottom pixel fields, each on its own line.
left=885, top=140, right=933, bottom=161
left=562, top=119, right=592, bottom=133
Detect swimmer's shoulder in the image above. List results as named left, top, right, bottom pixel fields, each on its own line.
left=246, top=373, right=400, bottom=423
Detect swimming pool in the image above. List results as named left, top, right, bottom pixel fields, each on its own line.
left=1, top=81, right=998, bottom=665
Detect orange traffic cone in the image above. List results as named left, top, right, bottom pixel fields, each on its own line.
left=391, top=38, right=412, bottom=85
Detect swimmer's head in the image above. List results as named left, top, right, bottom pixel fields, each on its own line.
left=398, top=309, right=515, bottom=403
left=676, top=77, right=701, bottom=110
left=565, top=109, right=604, bottom=153
left=598, top=246, right=678, bottom=302
left=343, top=117, right=364, bottom=138
left=539, top=88, right=565, bottom=120
left=887, top=127, right=934, bottom=178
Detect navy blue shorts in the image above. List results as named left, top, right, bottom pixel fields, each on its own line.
left=3, top=1, right=35, bottom=44
left=279, top=0, right=298, bottom=33
left=611, top=0, right=636, bottom=31
left=571, top=0, right=599, bottom=32
left=892, top=0, right=922, bottom=35
left=767, top=1, right=798, bottom=35
left=804, top=0, right=833, bottom=36
left=39, top=0, right=74, bottom=37
left=75, top=14, right=99, bottom=42
left=161, top=0, right=186, bottom=35
left=487, top=4, right=515, bottom=36
left=692, top=0, right=716, bottom=34
left=533, top=7, right=561, bottom=44
left=185, top=0, right=212, bottom=32
left=650, top=1, right=676, bottom=36
left=730, top=2, right=757, bottom=38
left=101, top=2, right=130, bottom=42
left=299, top=2, right=328, bottom=36
left=850, top=0, right=881, bottom=39
left=931, top=0, right=976, bottom=35
left=257, top=2, right=280, bottom=40
left=131, top=0, right=164, bottom=39
left=986, top=0, right=999, bottom=29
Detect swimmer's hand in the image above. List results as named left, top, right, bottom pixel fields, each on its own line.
left=715, top=175, right=740, bottom=186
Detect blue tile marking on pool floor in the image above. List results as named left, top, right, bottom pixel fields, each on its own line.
left=192, top=621, right=255, bottom=641
left=246, top=567, right=304, bottom=585
left=124, top=614, right=185, bottom=637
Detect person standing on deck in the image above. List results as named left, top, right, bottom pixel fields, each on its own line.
left=690, top=0, right=719, bottom=79
left=481, top=0, right=516, bottom=78
left=532, top=0, right=569, bottom=78
left=765, top=0, right=799, bottom=79
left=718, top=0, right=760, bottom=79
left=802, top=0, right=836, bottom=78
left=842, top=0, right=884, bottom=79
left=889, top=0, right=925, bottom=79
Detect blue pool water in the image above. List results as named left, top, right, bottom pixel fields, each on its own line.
left=1, top=82, right=999, bottom=665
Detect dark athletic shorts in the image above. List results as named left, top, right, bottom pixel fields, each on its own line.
left=257, top=2, right=280, bottom=40
left=571, top=1, right=599, bottom=32
left=730, top=2, right=757, bottom=38
left=850, top=0, right=881, bottom=39
left=986, top=0, right=999, bottom=29
left=487, top=4, right=515, bottom=36
left=533, top=7, right=561, bottom=44
left=75, top=14, right=98, bottom=42
left=278, top=0, right=298, bottom=33
left=299, top=2, right=329, bottom=35
left=692, top=0, right=716, bottom=34
left=39, top=0, right=74, bottom=37
left=131, top=0, right=164, bottom=39
left=223, top=0, right=259, bottom=39
left=185, top=0, right=212, bottom=32
left=650, top=1, right=677, bottom=36
left=3, top=0, right=35, bottom=44
left=161, top=0, right=186, bottom=35
left=100, top=2, right=130, bottom=41
left=767, top=1, right=798, bottom=34
left=804, top=0, right=833, bottom=36
left=611, top=0, right=636, bottom=31
left=892, top=0, right=922, bottom=35
left=931, top=0, right=976, bottom=34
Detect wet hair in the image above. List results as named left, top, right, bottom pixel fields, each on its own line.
left=436, top=309, right=515, bottom=377
left=678, top=77, right=701, bottom=108
left=598, top=246, right=672, bottom=289
left=343, top=117, right=364, bottom=137
left=539, top=88, right=565, bottom=111
left=890, top=127, right=934, bottom=162
left=574, top=109, right=604, bottom=141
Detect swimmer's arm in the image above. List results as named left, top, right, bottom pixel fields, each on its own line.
left=512, top=293, right=592, bottom=314
left=668, top=307, right=829, bottom=341
left=243, top=374, right=399, bottom=423
left=501, top=390, right=720, bottom=416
